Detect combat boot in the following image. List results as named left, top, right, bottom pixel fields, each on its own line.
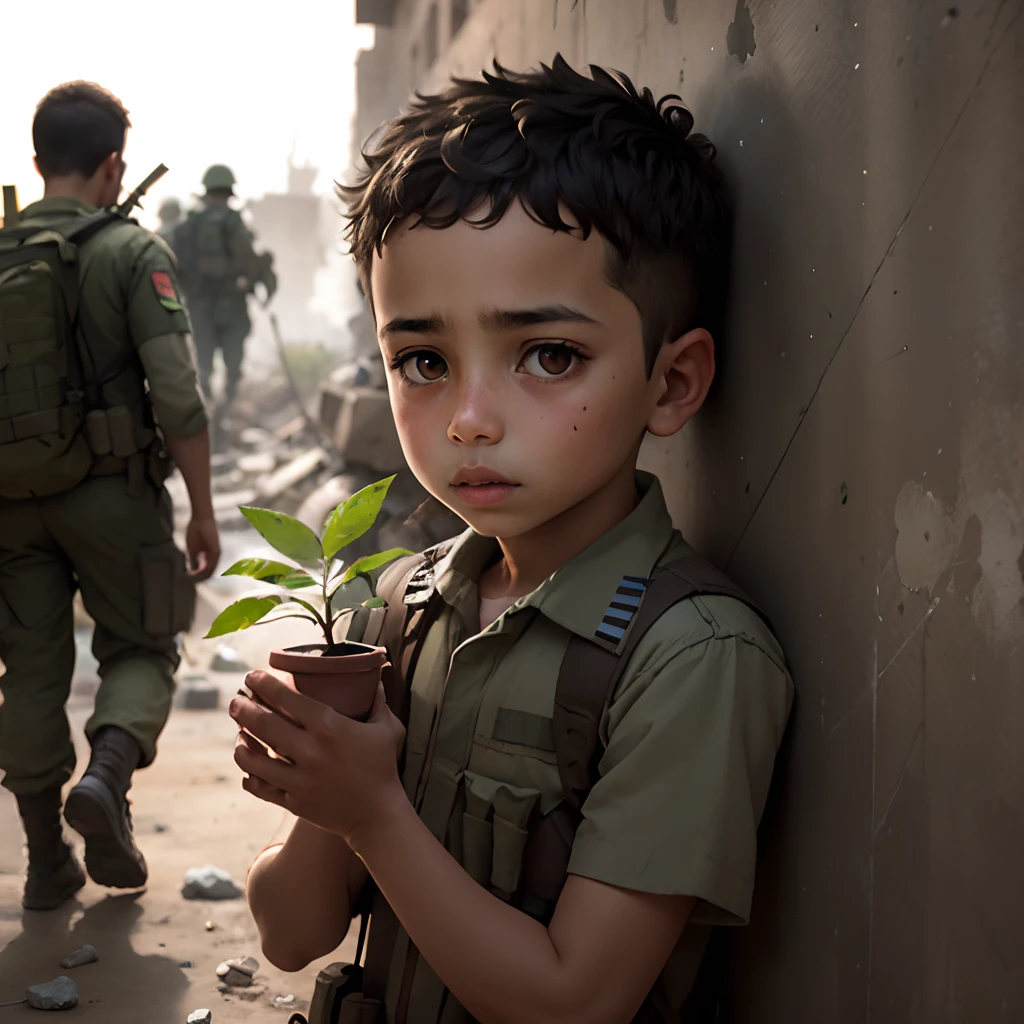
left=63, top=726, right=148, bottom=889
left=15, top=787, right=87, bottom=911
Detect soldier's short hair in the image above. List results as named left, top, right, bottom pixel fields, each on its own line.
left=33, top=81, right=131, bottom=179
left=341, top=55, right=730, bottom=376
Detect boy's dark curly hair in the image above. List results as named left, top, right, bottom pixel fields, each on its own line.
left=341, top=54, right=731, bottom=375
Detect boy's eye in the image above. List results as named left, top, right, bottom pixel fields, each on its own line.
left=519, top=344, right=579, bottom=378
left=398, top=351, right=448, bottom=385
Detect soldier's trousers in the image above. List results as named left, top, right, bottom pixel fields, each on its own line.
left=0, top=476, right=194, bottom=795
left=189, top=306, right=250, bottom=403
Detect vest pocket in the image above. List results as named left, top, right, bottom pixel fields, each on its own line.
left=460, top=771, right=540, bottom=900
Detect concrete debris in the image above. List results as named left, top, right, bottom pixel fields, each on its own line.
left=26, top=976, right=78, bottom=1010
left=216, top=956, right=259, bottom=988
left=256, top=447, right=329, bottom=503
left=181, top=865, right=243, bottom=901
left=58, top=945, right=98, bottom=969
left=177, top=675, right=219, bottom=711
left=210, top=645, right=248, bottom=673
left=275, top=415, right=306, bottom=442
left=274, top=993, right=296, bottom=1007
left=238, top=427, right=274, bottom=449
left=320, top=385, right=404, bottom=473
left=237, top=451, right=278, bottom=475
left=187, top=1010, right=213, bottom=1024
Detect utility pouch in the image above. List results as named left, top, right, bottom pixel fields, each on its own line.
left=84, top=409, right=111, bottom=456
left=140, top=539, right=196, bottom=635
left=106, top=405, right=137, bottom=458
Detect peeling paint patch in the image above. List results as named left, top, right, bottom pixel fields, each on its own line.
left=727, top=0, right=757, bottom=64
left=894, top=482, right=963, bottom=594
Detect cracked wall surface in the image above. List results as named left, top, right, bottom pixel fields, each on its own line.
left=357, top=1, right=1024, bottom=1018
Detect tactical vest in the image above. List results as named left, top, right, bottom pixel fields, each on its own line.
left=294, top=545, right=769, bottom=1024
left=173, top=205, right=244, bottom=290
left=0, top=211, right=159, bottom=499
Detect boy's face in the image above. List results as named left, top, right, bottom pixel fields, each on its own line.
left=370, top=202, right=665, bottom=540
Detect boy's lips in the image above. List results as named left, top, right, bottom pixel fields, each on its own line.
left=449, top=467, right=520, bottom=507
left=450, top=466, right=518, bottom=486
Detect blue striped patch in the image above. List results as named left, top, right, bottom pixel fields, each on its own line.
left=594, top=575, right=650, bottom=644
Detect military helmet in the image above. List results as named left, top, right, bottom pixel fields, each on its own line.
left=201, top=164, right=236, bottom=192
left=158, top=197, right=181, bottom=220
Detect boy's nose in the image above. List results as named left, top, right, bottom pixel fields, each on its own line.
left=446, top=380, right=504, bottom=446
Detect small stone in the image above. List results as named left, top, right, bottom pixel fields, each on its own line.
left=155, top=823, right=170, bottom=833
left=216, top=956, right=258, bottom=988
left=187, top=1011, right=212, bottom=1024
left=211, top=645, right=249, bottom=673
left=26, top=976, right=78, bottom=1010
left=178, top=960, right=194, bottom=969
left=274, top=993, right=296, bottom=1006
left=178, top=676, right=220, bottom=711
left=182, top=866, right=243, bottom=901
left=205, top=921, right=216, bottom=931
left=59, top=944, right=98, bottom=969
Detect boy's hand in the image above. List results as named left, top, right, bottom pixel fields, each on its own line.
left=229, top=670, right=407, bottom=843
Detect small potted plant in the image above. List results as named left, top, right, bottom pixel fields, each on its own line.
left=206, top=474, right=411, bottom=720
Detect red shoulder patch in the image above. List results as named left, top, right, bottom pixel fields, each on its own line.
left=151, top=271, right=177, bottom=302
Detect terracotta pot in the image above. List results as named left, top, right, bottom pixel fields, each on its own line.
left=268, top=642, right=389, bottom=721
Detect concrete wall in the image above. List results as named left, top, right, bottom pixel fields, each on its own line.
left=353, top=1, right=1024, bottom=1019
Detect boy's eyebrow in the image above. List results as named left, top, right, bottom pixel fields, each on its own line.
left=379, top=314, right=448, bottom=338
left=480, top=304, right=601, bottom=331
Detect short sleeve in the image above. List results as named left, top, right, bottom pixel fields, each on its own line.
left=567, top=598, right=793, bottom=926
left=125, top=236, right=191, bottom=346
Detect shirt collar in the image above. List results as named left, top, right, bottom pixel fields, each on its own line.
left=431, top=471, right=679, bottom=643
left=18, top=197, right=98, bottom=220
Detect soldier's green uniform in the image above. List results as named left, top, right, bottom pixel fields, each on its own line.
left=156, top=196, right=183, bottom=245
left=0, top=197, right=207, bottom=797
left=345, top=472, right=793, bottom=1021
left=172, top=165, right=272, bottom=403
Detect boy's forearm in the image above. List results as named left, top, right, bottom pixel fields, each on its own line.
left=247, top=817, right=361, bottom=972
left=350, top=794, right=573, bottom=1024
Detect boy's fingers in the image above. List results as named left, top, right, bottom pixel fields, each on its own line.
left=242, top=773, right=290, bottom=810
left=233, top=727, right=295, bottom=788
left=229, top=694, right=300, bottom=761
left=245, top=670, right=319, bottom=721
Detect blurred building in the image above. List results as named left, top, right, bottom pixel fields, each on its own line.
left=243, top=156, right=328, bottom=345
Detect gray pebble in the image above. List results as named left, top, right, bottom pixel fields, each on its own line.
left=59, top=944, right=98, bottom=969
left=26, top=976, right=78, bottom=1010
left=181, top=866, right=243, bottom=901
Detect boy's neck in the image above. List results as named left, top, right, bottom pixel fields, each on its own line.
left=479, top=464, right=640, bottom=600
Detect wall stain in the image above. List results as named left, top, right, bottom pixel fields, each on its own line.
left=727, top=0, right=757, bottom=63
left=663, top=0, right=679, bottom=24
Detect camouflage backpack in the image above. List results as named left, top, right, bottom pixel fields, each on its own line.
left=0, top=210, right=121, bottom=498
left=172, top=204, right=246, bottom=288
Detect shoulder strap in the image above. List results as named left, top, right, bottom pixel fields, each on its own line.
left=552, top=554, right=768, bottom=809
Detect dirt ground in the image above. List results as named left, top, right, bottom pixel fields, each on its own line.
left=0, top=590, right=360, bottom=1022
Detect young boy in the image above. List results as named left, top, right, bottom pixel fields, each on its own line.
left=230, top=57, right=792, bottom=1023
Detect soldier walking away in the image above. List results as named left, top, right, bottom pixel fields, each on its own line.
left=171, top=165, right=277, bottom=408
left=0, top=81, right=220, bottom=910
left=156, top=196, right=183, bottom=245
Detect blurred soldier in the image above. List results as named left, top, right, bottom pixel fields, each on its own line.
left=0, top=81, right=220, bottom=909
left=171, top=165, right=276, bottom=405
left=156, top=196, right=183, bottom=244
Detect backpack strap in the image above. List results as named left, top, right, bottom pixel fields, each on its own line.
left=358, top=539, right=456, bottom=1006
left=552, top=553, right=767, bottom=811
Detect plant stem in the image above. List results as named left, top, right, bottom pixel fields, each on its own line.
left=322, top=559, right=334, bottom=647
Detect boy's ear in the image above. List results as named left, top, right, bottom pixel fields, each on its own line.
left=645, top=327, right=716, bottom=438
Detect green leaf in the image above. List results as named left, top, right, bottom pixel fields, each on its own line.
left=363, top=597, right=386, bottom=608
left=321, top=475, right=397, bottom=561
left=239, top=507, right=324, bottom=570
left=205, top=596, right=283, bottom=638
left=221, top=557, right=317, bottom=590
left=338, top=547, right=412, bottom=587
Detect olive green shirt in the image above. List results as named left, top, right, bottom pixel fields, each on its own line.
left=16, top=197, right=207, bottom=439
left=351, top=472, right=793, bottom=1021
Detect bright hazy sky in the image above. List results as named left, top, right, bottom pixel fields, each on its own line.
left=1, top=0, right=374, bottom=230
